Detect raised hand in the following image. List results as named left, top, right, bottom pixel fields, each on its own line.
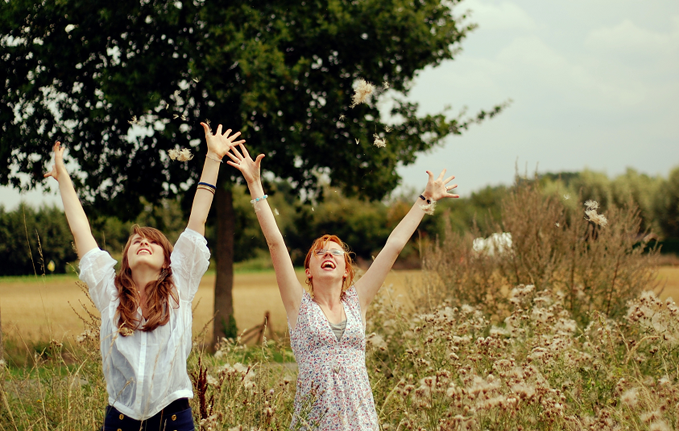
left=44, top=141, right=67, bottom=182
left=423, top=169, right=459, bottom=201
left=225, top=143, right=265, bottom=185
left=200, top=122, right=246, bottom=160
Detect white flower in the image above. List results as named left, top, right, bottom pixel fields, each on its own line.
left=366, top=333, right=387, bottom=349
left=621, top=387, right=639, bottom=407
left=207, top=374, right=218, bottom=387
left=350, top=79, right=375, bottom=108
left=584, top=200, right=599, bottom=210
left=585, top=209, right=608, bottom=227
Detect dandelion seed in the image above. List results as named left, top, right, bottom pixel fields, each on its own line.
left=384, top=126, right=392, bottom=133
left=339, top=114, right=346, bottom=121
left=168, top=148, right=194, bottom=162
left=350, top=79, right=375, bottom=108
left=206, top=374, right=218, bottom=387
left=419, top=199, right=436, bottom=215
left=563, top=194, right=570, bottom=200
left=274, top=208, right=280, bottom=216
left=192, top=77, right=200, bottom=83
left=555, top=222, right=560, bottom=227
left=373, top=134, right=386, bottom=148
left=173, top=114, right=180, bottom=119
left=383, top=80, right=390, bottom=90
left=311, top=207, right=315, bottom=212
left=355, top=138, right=360, bottom=145
left=128, top=115, right=138, bottom=125
left=118, top=326, right=134, bottom=337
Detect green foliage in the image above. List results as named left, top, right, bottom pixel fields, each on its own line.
left=655, top=166, right=679, bottom=239
left=0, top=203, right=76, bottom=275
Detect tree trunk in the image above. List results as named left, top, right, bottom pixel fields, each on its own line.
left=212, top=184, right=236, bottom=349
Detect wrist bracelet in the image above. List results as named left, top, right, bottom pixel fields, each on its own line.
left=197, top=185, right=215, bottom=195
left=250, top=194, right=268, bottom=205
left=419, top=194, right=431, bottom=205
left=198, top=181, right=216, bottom=190
left=206, top=153, right=223, bottom=163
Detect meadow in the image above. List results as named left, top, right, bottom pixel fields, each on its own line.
left=2, top=181, right=679, bottom=430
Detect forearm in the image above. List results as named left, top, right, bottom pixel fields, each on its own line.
left=58, top=173, right=97, bottom=258
left=246, top=179, right=286, bottom=247
left=186, top=155, right=222, bottom=236
left=384, top=198, right=427, bottom=252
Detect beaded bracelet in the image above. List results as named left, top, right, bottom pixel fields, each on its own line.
left=250, top=194, right=268, bottom=205
left=419, top=194, right=431, bottom=205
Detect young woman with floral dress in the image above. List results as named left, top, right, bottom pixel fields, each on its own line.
left=45, top=123, right=244, bottom=430
left=225, top=142, right=459, bottom=430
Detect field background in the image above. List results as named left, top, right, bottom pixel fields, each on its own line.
left=1, top=267, right=678, bottom=344
left=0, top=269, right=429, bottom=343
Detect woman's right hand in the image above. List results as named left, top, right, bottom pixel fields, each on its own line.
left=43, top=141, right=67, bottom=182
left=225, top=143, right=265, bottom=185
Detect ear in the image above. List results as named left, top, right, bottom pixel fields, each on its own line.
left=305, top=268, right=311, bottom=279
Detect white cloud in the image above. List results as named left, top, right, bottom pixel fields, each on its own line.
left=585, top=16, right=679, bottom=59
left=465, top=0, right=539, bottom=32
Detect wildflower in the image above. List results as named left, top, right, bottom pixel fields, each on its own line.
left=339, top=114, right=346, bottom=121
left=168, top=148, right=194, bottom=162
left=207, top=374, right=218, bottom=387
left=350, top=79, right=375, bottom=108
left=366, top=333, right=387, bottom=349
left=621, top=387, right=639, bottom=407
left=649, top=420, right=671, bottom=431
left=50, top=339, right=63, bottom=348
left=585, top=209, right=608, bottom=227
left=373, top=134, right=386, bottom=148
left=76, top=328, right=97, bottom=343
left=118, top=326, right=134, bottom=337
left=200, top=414, right=219, bottom=430
left=0, top=359, right=6, bottom=368
left=584, top=200, right=598, bottom=210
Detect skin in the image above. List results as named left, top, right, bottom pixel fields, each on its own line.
left=45, top=123, right=245, bottom=315
left=226, top=142, right=459, bottom=329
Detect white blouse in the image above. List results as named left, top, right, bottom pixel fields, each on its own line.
left=79, top=228, right=210, bottom=420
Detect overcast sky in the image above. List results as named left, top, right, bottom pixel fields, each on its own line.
left=1, top=0, right=678, bottom=210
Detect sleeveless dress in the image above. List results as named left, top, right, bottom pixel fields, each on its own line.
left=289, top=286, right=378, bottom=430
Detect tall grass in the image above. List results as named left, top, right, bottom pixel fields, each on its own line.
left=1, top=181, right=673, bottom=430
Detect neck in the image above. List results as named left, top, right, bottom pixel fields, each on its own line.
left=312, top=281, right=344, bottom=308
left=131, top=267, right=160, bottom=296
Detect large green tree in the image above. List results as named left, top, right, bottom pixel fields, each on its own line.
left=0, top=0, right=505, bottom=346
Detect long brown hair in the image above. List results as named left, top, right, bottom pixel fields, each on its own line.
left=114, top=226, right=178, bottom=336
left=303, top=234, right=356, bottom=297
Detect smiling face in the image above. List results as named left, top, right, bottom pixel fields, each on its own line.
left=120, top=226, right=173, bottom=278
left=304, top=234, right=355, bottom=293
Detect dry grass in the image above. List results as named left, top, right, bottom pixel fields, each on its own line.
left=0, top=269, right=425, bottom=343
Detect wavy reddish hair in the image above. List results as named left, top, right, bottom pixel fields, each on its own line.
left=114, top=226, right=178, bottom=336
left=304, top=234, right=356, bottom=297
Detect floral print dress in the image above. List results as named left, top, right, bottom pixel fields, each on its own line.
left=289, top=286, right=378, bottom=430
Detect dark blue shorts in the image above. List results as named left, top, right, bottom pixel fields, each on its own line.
left=102, top=398, right=195, bottom=431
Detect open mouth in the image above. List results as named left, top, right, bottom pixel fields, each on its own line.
left=138, top=248, right=151, bottom=255
left=321, top=261, right=336, bottom=269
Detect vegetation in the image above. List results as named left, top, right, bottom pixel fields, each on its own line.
left=2, top=180, right=676, bottom=430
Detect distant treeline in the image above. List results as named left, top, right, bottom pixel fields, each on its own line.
left=1, top=166, right=678, bottom=276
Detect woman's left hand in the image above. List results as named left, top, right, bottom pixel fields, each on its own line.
left=201, top=122, right=246, bottom=160
left=423, top=169, right=459, bottom=201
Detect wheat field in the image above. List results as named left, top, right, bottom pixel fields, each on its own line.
left=0, top=269, right=428, bottom=343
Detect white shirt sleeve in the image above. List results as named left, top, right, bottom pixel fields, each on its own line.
left=170, top=228, right=211, bottom=302
left=78, top=248, right=118, bottom=311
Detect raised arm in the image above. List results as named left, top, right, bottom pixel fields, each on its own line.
left=186, top=123, right=245, bottom=236
left=44, top=141, right=98, bottom=259
left=355, top=170, right=459, bottom=314
left=225, top=143, right=304, bottom=323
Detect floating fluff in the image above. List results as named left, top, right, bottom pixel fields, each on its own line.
left=373, top=134, right=386, bottom=148
left=168, top=148, right=194, bottom=162
left=350, top=79, right=375, bottom=108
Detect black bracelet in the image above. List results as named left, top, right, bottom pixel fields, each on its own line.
left=198, top=181, right=216, bottom=190
left=419, top=194, right=431, bottom=205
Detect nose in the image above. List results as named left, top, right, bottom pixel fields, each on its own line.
left=140, top=237, right=150, bottom=246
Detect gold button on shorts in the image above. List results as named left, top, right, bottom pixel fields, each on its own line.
left=118, top=414, right=124, bottom=420
left=171, top=414, right=177, bottom=421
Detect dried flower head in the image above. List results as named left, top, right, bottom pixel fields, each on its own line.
left=118, top=326, right=134, bottom=337
left=584, top=200, right=599, bottom=210
left=350, top=79, right=375, bottom=108
left=373, top=134, right=386, bottom=148
left=168, top=148, right=194, bottom=162
left=585, top=209, right=608, bottom=227
left=384, top=126, right=392, bottom=133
